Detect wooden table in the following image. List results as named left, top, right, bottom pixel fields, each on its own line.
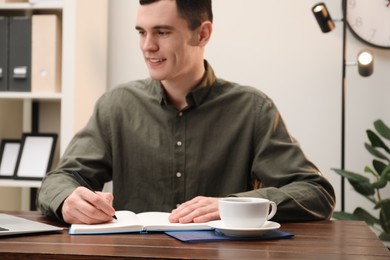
left=0, top=211, right=389, bottom=259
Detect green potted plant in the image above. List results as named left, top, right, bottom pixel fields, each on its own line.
left=332, top=119, right=390, bottom=243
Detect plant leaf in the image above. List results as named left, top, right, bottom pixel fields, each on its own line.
left=379, top=232, right=390, bottom=242
left=364, top=166, right=379, bottom=178
left=332, top=168, right=370, bottom=182
left=382, top=163, right=390, bottom=180
left=370, top=164, right=390, bottom=190
left=377, top=199, right=390, bottom=208
left=374, top=119, right=390, bottom=141
left=332, top=168, right=376, bottom=196
left=373, top=164, right=390, bottom=190
left=380, top=201, right=390, bottom=234
left=373, top=160, right=387, bottom=176
left=350, top=179, right=376, bottom=196
left=353, top=207, right=380, bottom=226
left=370, top=178, right=387, bottom=190
left=365, top=143, right=390, bottom=161
left=332, top=211, right=363, bottom=221
left=367, top=130, right=390, bottom=153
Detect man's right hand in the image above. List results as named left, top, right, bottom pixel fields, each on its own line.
left=62, top=187, right=116, bottom=224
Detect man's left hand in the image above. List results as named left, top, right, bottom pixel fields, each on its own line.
left=168, top=196, right=220, bottom=223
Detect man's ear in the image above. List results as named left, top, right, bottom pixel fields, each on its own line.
left=198, top=21, right=212, bottom=47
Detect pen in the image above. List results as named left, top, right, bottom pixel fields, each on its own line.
left=72, top=171, right=117, bottom=220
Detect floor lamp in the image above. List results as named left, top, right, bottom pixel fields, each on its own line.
left=312, top=2, right=374, bottom=212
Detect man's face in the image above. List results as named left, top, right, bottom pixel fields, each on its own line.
left=136, top=0, right=201, bottom=82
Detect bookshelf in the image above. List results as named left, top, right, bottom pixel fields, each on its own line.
left=0, top=2, right=63, bottom=10
left=0, top=92, right=62, bottom=100
left=0, top=179, right=41, bottom=188
left=0, top=0, right=108, bottom=210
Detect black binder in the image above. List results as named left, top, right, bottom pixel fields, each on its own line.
left=0, top=17, right=8, bottom=91
left=8, top=16, right=32, bottom=92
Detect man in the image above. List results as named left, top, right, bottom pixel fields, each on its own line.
left=37, top=0, right=335, bottom=224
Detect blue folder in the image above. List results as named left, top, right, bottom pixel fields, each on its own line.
left=165, top=229, right=294, bottom=243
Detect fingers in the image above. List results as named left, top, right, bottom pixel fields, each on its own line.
left=98, top=191, right=114, bottom=204
left=169, top=196, right=220, bottom=224
left=62, top=187, right=116, bottom=224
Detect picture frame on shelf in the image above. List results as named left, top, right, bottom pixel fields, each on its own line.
left=14, top=133, right=57, bottom=180
left=0, top=139, right=21, bottom=178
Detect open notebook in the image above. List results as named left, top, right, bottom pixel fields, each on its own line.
left=0, top=213, right=63, bottom=236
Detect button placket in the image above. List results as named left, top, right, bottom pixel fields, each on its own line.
left=173, top=110, right=186, bottom=206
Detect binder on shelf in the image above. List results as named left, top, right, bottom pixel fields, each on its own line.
left=8, top=16, right=31, bottom=92
left=0, top=17, right=9, bottom=92
left=31, top=14, right=62, bottom=93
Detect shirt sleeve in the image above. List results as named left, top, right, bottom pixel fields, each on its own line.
left=37, top=93, right=113, bottom=221
left=231, top=97, right=336, bottom=222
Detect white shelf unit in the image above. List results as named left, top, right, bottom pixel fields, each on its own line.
left=0, top=0, right=108, bottom=210
left=0, top=2, right=63, bottom=10
left=0, top=179, right=41, bottom=188
left=0, top=92, right=62, bottom=100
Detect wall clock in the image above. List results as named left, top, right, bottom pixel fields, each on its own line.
left=344, top=0, right=390, bottom=49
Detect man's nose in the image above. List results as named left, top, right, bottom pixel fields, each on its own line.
left=142, top=35, right=159, bottom=52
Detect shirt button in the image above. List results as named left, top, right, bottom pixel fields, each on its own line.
left=176, top=172, right=182, bottom=178
left=178, top=112, right=183, bottom=117
left=176, top=141, right=183, bottom=147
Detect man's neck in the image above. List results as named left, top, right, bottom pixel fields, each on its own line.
left=161, top=65, right=205, bottom=111
left=163, top=84, right=191, bottom=110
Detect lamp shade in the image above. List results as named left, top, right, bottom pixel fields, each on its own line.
left=357, top=50, right=374, bottom=77
left=312, top=3, right=335, bottom=33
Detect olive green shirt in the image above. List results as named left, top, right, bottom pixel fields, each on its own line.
left=37, top=61, right=335, bottom=222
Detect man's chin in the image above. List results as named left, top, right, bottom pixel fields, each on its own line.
left=148, top=72, right=166, bottom=81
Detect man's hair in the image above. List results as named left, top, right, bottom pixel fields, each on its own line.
left=139, top=0, right=213, bottom=30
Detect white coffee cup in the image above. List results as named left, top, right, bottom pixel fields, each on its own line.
left=219, top=197, right=277, bottom=228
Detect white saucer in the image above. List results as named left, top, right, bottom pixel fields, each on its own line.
left=207, top=220, right=281, bottom=237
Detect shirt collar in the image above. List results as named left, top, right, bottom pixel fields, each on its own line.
left=187, top=60, right=217, bottom=107
left=155, top=60, right=217, bottom=107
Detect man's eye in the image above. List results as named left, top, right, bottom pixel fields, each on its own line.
left=137, top=30, right=146, bottom=36
left=158, top=31, right=170, bottom=36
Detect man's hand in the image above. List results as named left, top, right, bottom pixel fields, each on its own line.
left=168, top=196, right=220, bottom=223
left=62, top=187, right=116, bottom=224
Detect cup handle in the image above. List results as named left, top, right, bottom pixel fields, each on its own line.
left=266, top=201, right=277, bottom=220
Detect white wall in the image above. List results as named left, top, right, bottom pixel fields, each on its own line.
left=108, top=0, right=390, bottom=214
